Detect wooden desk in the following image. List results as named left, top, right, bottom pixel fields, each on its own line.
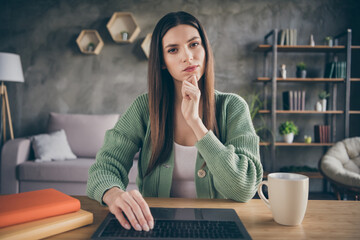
left=47, top=196, right=360, bottom=240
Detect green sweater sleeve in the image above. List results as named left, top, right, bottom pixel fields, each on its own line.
left=86, top=94, right=149, bottom=204
left=195, top=94, right=263, bottom=202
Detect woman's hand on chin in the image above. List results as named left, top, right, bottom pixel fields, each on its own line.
left=181, top=75, right=201, bottom=125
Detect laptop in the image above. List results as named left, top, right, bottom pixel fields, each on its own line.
left=91, top=207, right=252, bottom=239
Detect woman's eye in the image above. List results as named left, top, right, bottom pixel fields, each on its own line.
left=168, top=48, right=177, bottom=53
left=190, top=42, right=199, bottom=48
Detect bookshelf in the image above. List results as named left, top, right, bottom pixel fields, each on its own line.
left=255, top=29, right=359, bottom=178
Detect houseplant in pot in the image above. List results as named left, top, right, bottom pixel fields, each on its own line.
left=296, top=62, right=307, bottom=78
left=279, top=121, right=299, bottom=143
left=318, top=90, right=330, bottom=111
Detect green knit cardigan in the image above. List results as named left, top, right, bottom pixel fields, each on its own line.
left=87, top=91, right=263, bottom=204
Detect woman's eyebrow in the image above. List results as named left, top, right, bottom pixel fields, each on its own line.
left=164, top=36, right=200, bottom=49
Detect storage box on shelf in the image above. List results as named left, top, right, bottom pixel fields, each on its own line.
left=76, top=30, right=104, bottom=55
left=254, top=29, right=360, bottom=178
left=106, top=12, right=140, bottom=43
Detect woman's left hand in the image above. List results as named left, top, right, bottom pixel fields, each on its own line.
left=181, top=75, right=201, bottom=126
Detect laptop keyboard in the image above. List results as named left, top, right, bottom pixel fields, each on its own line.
left=100, top=219, right=244, bottom=239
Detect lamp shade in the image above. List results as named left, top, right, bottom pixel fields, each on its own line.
left=0, top=52, right=24, bottom=83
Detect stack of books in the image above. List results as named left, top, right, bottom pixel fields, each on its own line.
left=0, top=188, right=93, bottom=240
left=283, top=90, right=306, bottom=110
left=279, top=29, right=297, bottom=46
left=314, top=125, right=331, bottom=143
left=324, top=61, right=347, bottom=78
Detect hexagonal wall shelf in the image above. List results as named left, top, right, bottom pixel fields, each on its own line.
left=76, top=30, right=104, bottom=55
left=141, top=33, right=152, bottom=59
left=107, top=12, right=140, bottom=43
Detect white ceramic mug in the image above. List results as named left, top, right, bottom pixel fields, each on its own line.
left=257, top=172, right=309, bottom=226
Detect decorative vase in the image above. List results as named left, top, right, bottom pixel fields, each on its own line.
left=121, top=31, right=129, bottom=40
left=296, top=69, right=307, bottom=78
left=301, top=70, right=307, bottom=78
left=321, top=99, right=327, bottom=111
left=315, top=101, right=322, bottom=111
left=284, top=133, right=294, bottom=143
left=327, top=39, right=333, bottom=47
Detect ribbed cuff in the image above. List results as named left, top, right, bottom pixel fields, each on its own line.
left=196, top=130, right=226, bottom=159
left=92, top=180, right=126, bottom=206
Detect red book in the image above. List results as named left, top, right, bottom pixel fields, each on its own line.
left=0, top=188, right=80, bottom=228
left=320, top=125, right=324, bottom=143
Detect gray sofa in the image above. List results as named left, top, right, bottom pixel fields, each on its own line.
left=0, top=112, right=139, bottom=195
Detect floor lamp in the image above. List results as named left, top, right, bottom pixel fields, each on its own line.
left=0, top=52, right=24, bottom=142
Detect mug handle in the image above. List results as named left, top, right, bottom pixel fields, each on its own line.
left=257, top=180, right=271, bottom=209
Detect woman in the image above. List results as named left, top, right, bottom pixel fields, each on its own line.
left=87, top=11, right=263, bottom=232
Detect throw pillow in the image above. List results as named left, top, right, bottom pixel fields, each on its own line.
left=32, top=129, right=77, bottom=162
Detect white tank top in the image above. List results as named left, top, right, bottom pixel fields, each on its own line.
left=170, top=142, right=198, bottom=198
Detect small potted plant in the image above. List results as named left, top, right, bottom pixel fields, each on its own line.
left=87, top=42, right=95, bottom=52
left=324, top=36, right=333, bottom=47
left=296, top=62, right=307, bottom=78
left=121, top=31, right=129, bottom=41
left=279, top=121, right=299, bottom=143
left=318, top=90, right=330, bottom=111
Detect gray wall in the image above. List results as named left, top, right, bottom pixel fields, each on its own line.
left=1, top=0, right=360, bottom=190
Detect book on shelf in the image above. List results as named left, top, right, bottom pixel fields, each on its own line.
left=283, top=91, right=291, bottom=110
left=280, top=30, right=286, bottom=45
left=0, top=209, right=93, bottom=240
left=324, top=61, right=347, bottom=78
left=279, top=29, right=297, bottom=46
left=0, top=188, right=81, bottom=228
left=314, top=125, right=330, bottom=143
left=301, top=91, right=306, bottom=111
left=293, top=91, right=298, bottom=110
left=283, top=90, right=305, bottom=111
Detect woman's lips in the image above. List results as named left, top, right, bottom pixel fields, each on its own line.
left=183, top=65, right=198, bottom=72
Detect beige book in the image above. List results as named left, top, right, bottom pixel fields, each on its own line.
left=0, top=209, right=93, bottom=240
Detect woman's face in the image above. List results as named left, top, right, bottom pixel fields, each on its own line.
left=162, top=24, right=205, bottom=83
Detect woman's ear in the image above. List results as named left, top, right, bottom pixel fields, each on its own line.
left=162, top=65, right=167, bottom=69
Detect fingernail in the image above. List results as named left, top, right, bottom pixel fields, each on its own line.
left=135, top=224, right=142, bottom=231
left=142, top=223, right=150, bottom=232
left=149, top=221, right=154, bottom=229
left=124, top=223, right=131, bottom=230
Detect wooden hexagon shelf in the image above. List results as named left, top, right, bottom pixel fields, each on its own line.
left=141, top=33, right=152, bottom=58
left=107, top=12, right=141, bottom=43
left=76, top=30, right=104, bottom=55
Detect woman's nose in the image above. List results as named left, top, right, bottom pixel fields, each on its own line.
left=182, top=48, right=193, bottom=62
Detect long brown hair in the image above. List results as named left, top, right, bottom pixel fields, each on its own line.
left=147, top=11, right=218, bottom=176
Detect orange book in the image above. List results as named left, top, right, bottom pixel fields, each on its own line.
left=0, top=209, right=93, bottom=240
left=0, top=188, right=80, bottom=228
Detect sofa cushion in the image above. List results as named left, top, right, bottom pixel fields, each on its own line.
left=18, top=159, right=139, bottom=184
left=47, top=113, right=119, bottom=158
left=32, top=129, right=76, bottom=162
left=19, top=158, right=95, bottom=182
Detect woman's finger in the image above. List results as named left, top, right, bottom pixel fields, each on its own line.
left=131, top=190, right=154, bottom=229
left=119, top=193, right=143, bottom=231
left=186, top=74, right=198, bottom=87
left=112, top=207, right=131, bottom=230
left=183, top=85, right=200, bottom=99
left=123, top=191, right=150, bottom=232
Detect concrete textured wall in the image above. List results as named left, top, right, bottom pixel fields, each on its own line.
left=1, top=0, right=360, bottom=190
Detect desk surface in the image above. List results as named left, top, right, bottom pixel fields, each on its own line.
left=47, top=196, right=360, bottom=240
